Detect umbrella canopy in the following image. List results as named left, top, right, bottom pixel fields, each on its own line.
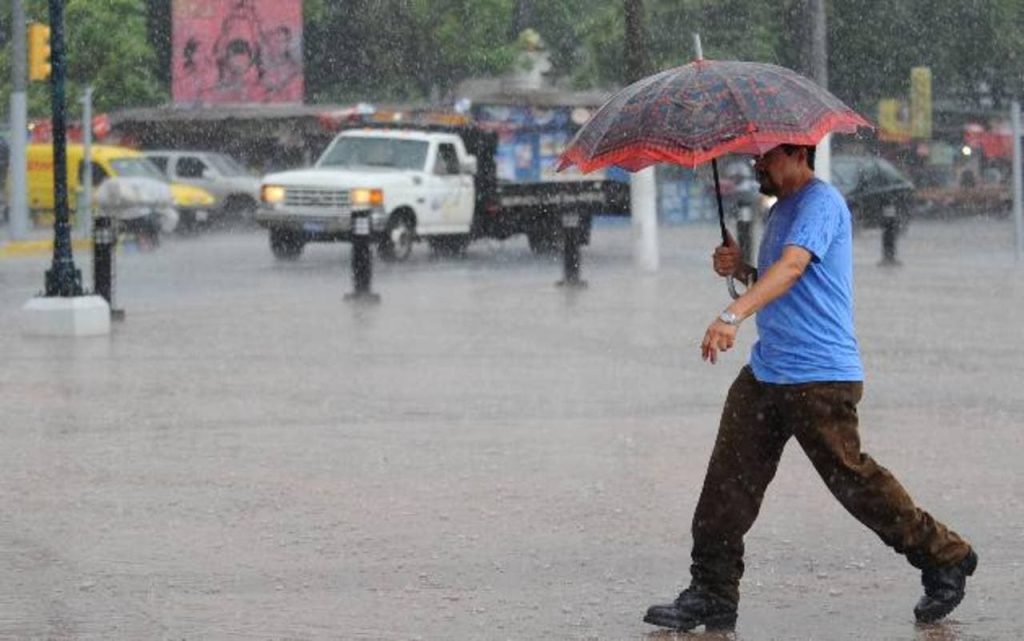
left=557, top=59, right=871, bottom=174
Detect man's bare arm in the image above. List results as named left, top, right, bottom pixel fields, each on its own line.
left=727, top=245, right=812, bottom=321
left=702, top=244, right=813, bottom=364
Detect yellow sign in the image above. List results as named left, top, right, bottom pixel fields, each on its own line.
left=878, top=98, right=911, bottom=143
left=910, top=66, right=932, bottom=139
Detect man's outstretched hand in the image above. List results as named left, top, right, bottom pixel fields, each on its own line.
left=701, top=318, right=737, bottom=364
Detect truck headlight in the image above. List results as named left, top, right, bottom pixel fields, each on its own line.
left=261, top=185, right=286, bottom=204
left=351, top=188, right=384, bottom=208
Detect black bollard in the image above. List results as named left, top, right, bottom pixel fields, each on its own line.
left=92, top=214, right=125, bottom=321
left=556, top=210, right=587, bottom=288
left=344, top=210, right=381, bottom=303
left=879, top=203, right=901, bottom=266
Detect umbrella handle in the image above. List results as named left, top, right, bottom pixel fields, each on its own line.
left=727, top=275, right=742, bottom=300
left=712, top=158, right=742, bottom=300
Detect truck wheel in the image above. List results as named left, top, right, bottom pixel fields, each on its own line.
left=224, top=195, right=257, bottom=225
left=379, top=213, right=414, bottom=262
left=270, top=229, right=304, bottom=260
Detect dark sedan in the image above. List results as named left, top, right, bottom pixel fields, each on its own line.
left=832, top=154, right=915, bottom=230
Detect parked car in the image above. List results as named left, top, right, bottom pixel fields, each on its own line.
left=831, top=154, right=915, bottom=231
left=144, top=150, right=260, bottom=228
left=914, top=166, right=1011, bottom=219
left=16, top=143, right=214, bottom=234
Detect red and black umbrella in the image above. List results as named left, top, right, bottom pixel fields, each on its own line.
left=558, top=58, right=871, bottom=293
left=558, top=59, right=870, bottom=172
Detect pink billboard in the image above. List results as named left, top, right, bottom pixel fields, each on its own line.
left=172, top=0, right=304, bottom=105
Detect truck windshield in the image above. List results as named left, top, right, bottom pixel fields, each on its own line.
left=319, top=137, right=429, bottom=171
left=110, top=157, right=169, bottom=182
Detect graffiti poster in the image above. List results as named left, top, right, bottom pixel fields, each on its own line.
left=172, top=0, right=304, bottom=105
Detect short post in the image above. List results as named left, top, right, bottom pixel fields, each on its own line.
left=557, top=210, right=587, bottom=288
left=879, top=203, right=901, bottom=266
left=92, top=212, right=124, bottom=320
left=344, top=209, right=380, bottom=303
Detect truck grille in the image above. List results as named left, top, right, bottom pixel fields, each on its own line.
left=285, top=188, right=350, bottom=209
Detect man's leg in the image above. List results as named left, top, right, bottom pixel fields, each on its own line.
left=785, top=382, right=975, bottom=621
left=785, top=382, right=969, bottom=566
left=688, top=367, right=791, bottom=604
left=645, top=367, right=790, bottom=631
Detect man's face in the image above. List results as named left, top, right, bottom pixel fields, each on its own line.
left=227, top=51, right=253, bottom=75
left=753, top=146, right=794, bottom=197
left=267, top=30, right=290, bottom=58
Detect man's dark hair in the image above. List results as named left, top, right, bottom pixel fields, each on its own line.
left=780, top=144, right=816, bottom=171
left=217, top=38, right=264, bottom=81
left=225, top=39, right=253, bottom=58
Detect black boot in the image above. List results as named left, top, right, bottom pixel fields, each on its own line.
left=644, top=587, right=738, bottom=631
left=914, top=549, right=978, bottom=623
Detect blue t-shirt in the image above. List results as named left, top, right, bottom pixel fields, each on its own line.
left=749, top=178, right=863, bottom=384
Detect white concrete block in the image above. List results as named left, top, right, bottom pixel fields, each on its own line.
left=21, top=295, right=112, bottom=337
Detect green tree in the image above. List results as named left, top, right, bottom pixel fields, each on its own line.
left=416, top=0, right=519, bottom=95
left=829, top=0, right=1024, bottom=111
left=527, top=0, right=607, bottom=80
left=13, top=0, right=1023, bottom=120
left=304, top=0, right=519, bottom=103
left=566, top=0, right=1024, bottom=113
left=572, top=0, right=786, bottom=89
left=65, top=0, right=166, bottom=112
left=0, top=0, right=165, bottom=120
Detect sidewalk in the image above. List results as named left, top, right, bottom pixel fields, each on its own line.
left=0, top=219, right=94, bottom=258
left=1, top=220, right=1021, bottom=640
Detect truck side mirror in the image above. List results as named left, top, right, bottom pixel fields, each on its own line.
left=461, top=155, right=478, bottom=176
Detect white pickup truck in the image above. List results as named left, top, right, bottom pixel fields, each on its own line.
left=256, top=125, right=629, bottom=261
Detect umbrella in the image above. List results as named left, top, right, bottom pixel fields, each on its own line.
left=557, top=55, right=872, bottom=296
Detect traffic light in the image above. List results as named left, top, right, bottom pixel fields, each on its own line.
left=28, top=22, right=51, bottom=82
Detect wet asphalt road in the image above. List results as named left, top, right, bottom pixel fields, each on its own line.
left=1, top=217, right=1022, bottom=640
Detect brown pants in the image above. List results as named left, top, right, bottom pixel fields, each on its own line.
left=691, top=366, right=971, bottom=604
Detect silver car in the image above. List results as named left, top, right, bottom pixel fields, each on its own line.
left=144, top=150, right=261, bottom=228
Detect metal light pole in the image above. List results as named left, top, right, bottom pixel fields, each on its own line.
left=43, top=0, right=83, bottom=297
left=8, top=0, right=30, bottom=240
left=513, top=0, right=532, bottom=35
left=626, top=0, right=658, bottom=272
left=80, top=85, right=93, bottom=240
left=805, top=0, right=831, bottom=182
left=1012, top=100, right=1023, bottom=263
left=624, top=0, right=652, bottom=83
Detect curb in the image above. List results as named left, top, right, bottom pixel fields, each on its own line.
left=0, top=238, right=94, bottom=259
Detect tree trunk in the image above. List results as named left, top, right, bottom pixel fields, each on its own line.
left=624, top=0, right=652, bottom=83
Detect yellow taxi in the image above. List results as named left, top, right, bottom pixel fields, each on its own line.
left=22, top=143, right=216, bottom=228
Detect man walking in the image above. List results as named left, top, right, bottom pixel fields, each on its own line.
left=644, top=144, right=976, bottom=632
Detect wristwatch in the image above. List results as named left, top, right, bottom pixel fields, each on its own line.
left=718, top=310, right=741, bottom=326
